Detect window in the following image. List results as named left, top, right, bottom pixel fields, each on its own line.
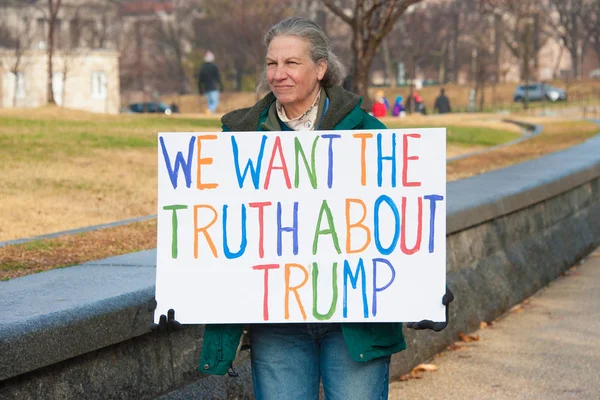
left=16, top=72, right=25, bottom=99
left=91, top=71, right=107, bottom=99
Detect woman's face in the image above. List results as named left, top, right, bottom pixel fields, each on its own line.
left=266, top=35, right=327, bottom=117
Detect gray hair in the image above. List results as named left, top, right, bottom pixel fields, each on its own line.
left=257, top=16, right=347, bottom=93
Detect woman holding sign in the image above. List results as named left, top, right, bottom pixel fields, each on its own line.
left=191, top=16, right=451, bottom=400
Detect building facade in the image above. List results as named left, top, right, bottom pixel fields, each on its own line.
left=0, top=0, right=121, bottom=113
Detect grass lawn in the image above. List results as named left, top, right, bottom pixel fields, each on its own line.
left=0, top=106, right=597, bottom=280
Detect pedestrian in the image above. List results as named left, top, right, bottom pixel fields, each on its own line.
left=392, top=95, right=405, bottom=117
left=371, top=89, right=388, bottom=117
left=198, top=50, right=223, bottom=115
left=433, top=88, right=452, bottom=114
left=197, top=16, right=406, bottom=400
left=413, top=91, right=427, bottom=115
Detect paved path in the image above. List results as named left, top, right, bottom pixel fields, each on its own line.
left=388, top=247, right=600, bottom=400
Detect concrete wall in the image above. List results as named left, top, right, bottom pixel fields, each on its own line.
left=0, top=134, right=599, bottom=399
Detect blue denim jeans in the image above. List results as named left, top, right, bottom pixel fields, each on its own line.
left=250, top=323, right=390, bottom=400
left=205, top=90, right=219, bottom=113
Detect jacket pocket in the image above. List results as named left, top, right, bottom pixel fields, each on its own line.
left=368, top=323, right=403, bottom=347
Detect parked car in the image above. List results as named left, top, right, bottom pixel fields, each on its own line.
left=129, top=102, right=176, bottom=115
left=513, top=83, right=567, bottom=102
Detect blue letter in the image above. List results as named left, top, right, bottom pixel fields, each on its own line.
left=377, top=133, right=397, bottom=188
left=424, top=194, right=444, bottom=253
left=277, top=202, right=299, bottom=256
left=343, top=258, right=369, bottom=318
left=222, top=204, right=247, bottom=259
left=372, top=258, right=396, bottom=317
left=373, top=195, right=400, bottom=255
left=321, top=134, right=341, bottom=189
left=160, top=136, right=195, bottom=189
left=231, top=135, right=267, bottom=189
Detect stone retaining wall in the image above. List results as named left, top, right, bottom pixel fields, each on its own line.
left=1, top=135, right=599, bottom=400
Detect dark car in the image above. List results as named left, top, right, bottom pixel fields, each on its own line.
left=513, top=83, right=567, bottom=102
left=129, top=102, right=175, bottom=115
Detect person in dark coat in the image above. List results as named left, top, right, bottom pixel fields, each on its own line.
left=198, top=51, right=224, bottom=114
left=433, top=88, right=452, bottom=114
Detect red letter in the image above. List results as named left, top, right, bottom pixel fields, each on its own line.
left=249, top=201, right=272, bottom=258
left=400, top=196, right=422, bottom=254
left=196, top=135, right=218, bottom=190
left=402, top=134, right=421, bottom=187
left=252, top=264, right=280, bottom=321
left=264, top=136, right=292, bottom=189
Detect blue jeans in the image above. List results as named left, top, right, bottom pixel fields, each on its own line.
left=250, top=323, right=390, bottom=400
left=206, top=90, right=219, bottom=113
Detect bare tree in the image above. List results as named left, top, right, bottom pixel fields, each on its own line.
left=584, top=0, right=600, bottom=65
left=196, top=0, right=293, bottom=92
left=45, top=0, right=62, bottom=104
left=0, top=1, right=35, bottom=107
left=546, top=0, right=591, bottom=79
left=482, top=0, right=551, bottom=108
left=322, top=0, right=423, bottom=101
left=150, top=0, right=201, bottom=94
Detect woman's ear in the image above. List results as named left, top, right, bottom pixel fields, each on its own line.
left=317, top=60, right=327, bottom=81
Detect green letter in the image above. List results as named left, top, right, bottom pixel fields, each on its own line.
left=312, top=261, right=338, bottom=320
left=294, top=136, right=319, bottom=189
left=163, top=204, right=188, bottom=258
left=312, top=200, right=341, bottom=255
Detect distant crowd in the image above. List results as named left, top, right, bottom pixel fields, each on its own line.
left=371, top=87, right=452, bottom=118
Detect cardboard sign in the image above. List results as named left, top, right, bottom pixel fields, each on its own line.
left=154, top=129, right=446, bottom=324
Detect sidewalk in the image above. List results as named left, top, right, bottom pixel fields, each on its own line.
left=389, top=247, right=600, bottom=400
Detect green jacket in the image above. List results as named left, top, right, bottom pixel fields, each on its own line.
left=198, top=85, right=406, bottom=376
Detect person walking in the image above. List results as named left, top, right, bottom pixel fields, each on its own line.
left=198, top=50, right=223, bottom=115
left=433, top=88, right=452, bottom=114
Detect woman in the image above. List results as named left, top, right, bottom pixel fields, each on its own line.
left=199, top=17, right=405, bottom=400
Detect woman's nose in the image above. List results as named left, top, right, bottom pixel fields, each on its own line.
left=273, top=65, right=287, bottom=80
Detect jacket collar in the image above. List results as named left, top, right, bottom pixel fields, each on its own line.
left=221, top=85, right=362, bottom=132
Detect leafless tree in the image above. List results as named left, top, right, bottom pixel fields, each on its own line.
left=45, top=0, right=62, bottom=104
left=545, top=0, right=592, bottom=79
left=322, top=0, right=423, bottom=101
left=584, top=0, right=600, bottom=65
left=195, top=0, right=293, bottom=92
left=482, top=0, right=551, bottom=108
left=0, top=1, right=35, bottom=107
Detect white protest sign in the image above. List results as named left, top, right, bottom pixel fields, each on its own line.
left=154, top=129, right=446, bottom=324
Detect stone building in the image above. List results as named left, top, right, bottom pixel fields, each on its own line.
left=0, top=0, right=121, bottom=113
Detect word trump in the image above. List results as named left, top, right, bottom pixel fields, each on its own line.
left=155, top=129, right=446, bottom=324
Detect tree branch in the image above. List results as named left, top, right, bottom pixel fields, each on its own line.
left=321, top=0, right=354, bottom=26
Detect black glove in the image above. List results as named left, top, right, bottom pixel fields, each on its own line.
left=148, top=298, right=182, bottom=333
left=406, top=286, right=454, bottom=332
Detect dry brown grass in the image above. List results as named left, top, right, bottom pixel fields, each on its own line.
left=447, top=118, right=599, bottom=181
left=0, top=220, right=156, bottom=280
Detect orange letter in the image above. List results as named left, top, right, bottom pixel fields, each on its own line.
left=285, top=263, right=309, bottom=320
left=194, top=204, right=218, bottom=258
left=352, top=133, right=373, bottom=186
left=196, top=134, right=218, bottom=190
left=345, top=198, right=371, bottom=253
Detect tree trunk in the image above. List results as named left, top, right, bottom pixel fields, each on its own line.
left=47, top=0, right=59, bottom=104
left=382, top=37, right=395, bottom=87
